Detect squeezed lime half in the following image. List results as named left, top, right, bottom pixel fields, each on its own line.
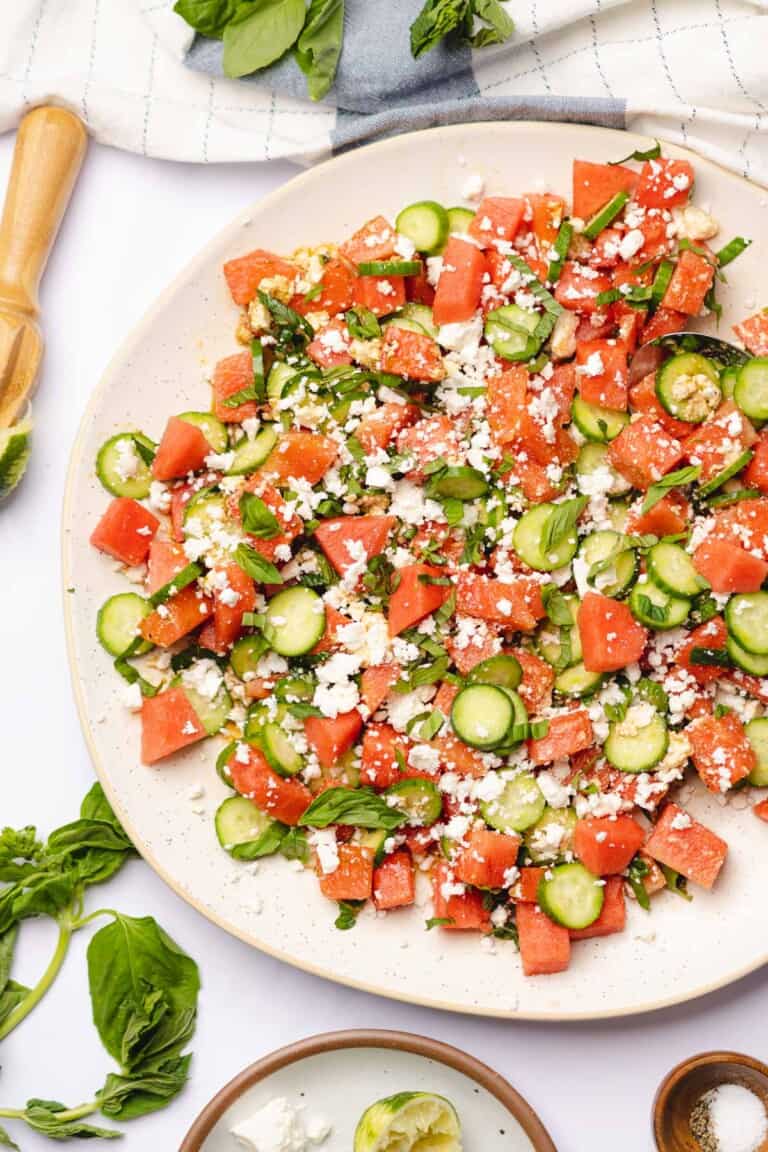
left=354, top=1091, right=462, bottom=1152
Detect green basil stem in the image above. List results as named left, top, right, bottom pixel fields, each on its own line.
left=0, top=905, right=115, bottom=1042
left=0, top=916, right=72, bottom=1042
left=0, top=1100, right=99, bottom=1122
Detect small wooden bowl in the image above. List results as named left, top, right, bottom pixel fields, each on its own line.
left=653, top=1051, right=768, bottom=1151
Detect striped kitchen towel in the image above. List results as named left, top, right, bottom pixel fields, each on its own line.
left=1, top=0, right=767, bottom=183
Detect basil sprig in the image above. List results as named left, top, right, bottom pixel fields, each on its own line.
left=410, top=0, right=514, bottom=57
left=0, top=785, right=200, bottom=1144
left=641, top=465, right=701, bottom=514
left=609, top=140, right=661, bottom=165
left=239, top=491, right=281, bottom=539
left=299, top=787, right=406, bottom=831
left=541, top=496, right=587, bottom=554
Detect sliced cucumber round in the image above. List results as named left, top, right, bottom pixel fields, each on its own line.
left=95, top=432, right=155, bottom=499
left=263, top=587, right=326, bottom=657
left=656, top=353, right=721, bottom=423
left=571, top=395, right=629, bottom=442
left=726, top=592, right=768, bottom=655
left=576, top=442, right=631, bottom=495
left=538, top=862, right=605, bottom=930
left=427, top=465, right=489, bottom=501
left=580, top=530, right=638, bottom=598
left=479, top=772, right=546, bottom=833
left=214, top=796, right=281, bottom=857
left=182, top=487, right=229, bottom=531
left=726, top=634, right=768, bottom=675
left=629, top=578, right=690, bottom=630
left=451, top=684, right=514, bottom=749
left=97, top=592, right=152, bottom=657
left=525, top=807, right=577, bottom=864
left=396, top=302, right=438, bottom=341
left=395, top=200, right=449, bottom=256
left=183, top=679, right=232, bottom=736
left=446, top=206, right=476, bottom=235
left=554, top=662, right=604, bottom=698
left=720, top=365, right=739, bottom=400
left=698, top=448, right=755, bottom=498
left=484, top=304, right=541, bottom=363
left=746, top=717, right=768, bottom=787
left=230, top=634, right=270, bottom=680
left=467, top=653, right=522, bottom=691
left=734, top=357, right=768, bottom=422
left=178, top=411, right=228, bottom=452
left=260, top=722, right=304, bottom=777
left=384, top=778, right=442, bottom=826
left=604, top=706, right=668, bottom=774
left=226, top=425, right=278, bottom=477
left=514, top=503, right=580, bottom=572
left=647, top=541, right=709, bottom=598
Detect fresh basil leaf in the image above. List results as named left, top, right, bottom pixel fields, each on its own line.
left=335, top=899, right=364, bottom=930
left=469, top=0, right=514, bottom=46
left=279, top=827, right=310, bottom=864
left=234, top=543, right=284, bottom=585
left=636, top=678, right=668, bottom=713
left=642, top=465, right=701, bottom=514
left=394, top=656, right=451, bottom=693
left=0, top=869, right=77, bottom=936
left=425, top=916, right=454, bottom=930
left=20, top=1099, right=120, bottom=1140
left=0, top=926, right=17, bottom=994
left=230, top=821, right=287, bottom=860
left=173, top=0, right=239, bottom=37
left=223, top=0, right=307, bottom=78
left=258, top=290, right=314, bottom=347
left=689, top=646, right=730, bottom=667
left=345, top=307, right=380, bottom=341
left=635, top=594, right=668, bottom=625
left=626, top=856, right=651, bottom=911
left=87, top=914, right=200, bottom=1073
left=661, top=865, right=692, bottom=902
left=239, top=492, right=281, bottom=539
left=410, top=0, right=470, bottom=58
left=609, top=140, right=661, bottom=165
left=45, top=818, right=134, bottom=887
left=299, top=787, right=406, bottom=831
left=541, top=584, right=573, bottom=628
left=547, top=220, right=572, bottom=283
left=0, top=826, right=43, bottom=883
left=0, top=1123, right=19, bottom=1149
left=541, top=496, right=587, bottom=554
left=80, top=783, right=122, bottom=831
left=295, top=0, right=344, bottom=101
left=98, top=1054, right=192, bottom=1120
left=716, top=236, right=751, bottom=269
left=0, top=978, right=30, bottom=1029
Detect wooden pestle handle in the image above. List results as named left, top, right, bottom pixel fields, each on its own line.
left=0, top=106, right=87, bottom=319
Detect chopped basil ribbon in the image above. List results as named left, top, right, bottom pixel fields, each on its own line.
left=345, top=306, right=381, bottom=340
left=132, top=436, right=156, bottom=467
left=299, top=787, right=407, bottom=831
left=609, top=140, right=661, bottom=165
left=505, top=254, right=563, bottom=342
left=626, top=856, right=651, bottom=911
left=335, top=900, right=364, bottom=930
left=650, top=259, right=675, bottom=310
left=716, top=236, right=751, bottom=269
left=634, top=594, right=668, bottom=625
left=641, top=465, right=701, bottom=514
left=689, top=647, right=731, bottom=667
left=425, top=916, right=455, bottom=930
left=547, top=221, right=573, bottom=283
left=148, top=562, right=203, bottom=607
left=582, top=190, right=630, bottom=240
left=356, top=260, right=422, bottom=276
left=223, top=338, right=266, bottom=407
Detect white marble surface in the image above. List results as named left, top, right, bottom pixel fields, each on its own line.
left=1, top=137, right=766, bottom=1152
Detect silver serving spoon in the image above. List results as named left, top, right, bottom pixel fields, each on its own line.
left=629, top=331, right=748, bottom=385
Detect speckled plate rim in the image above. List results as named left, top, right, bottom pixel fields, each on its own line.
left=178, top=1028, right=558, bottom=1151
left=62, top=120, right=768, bottom=1022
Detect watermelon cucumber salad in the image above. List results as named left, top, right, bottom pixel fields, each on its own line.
left=89, top=144, right=768, bottom=976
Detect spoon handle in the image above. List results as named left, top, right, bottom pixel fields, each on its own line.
left=0, top=106, right=88, bottom=319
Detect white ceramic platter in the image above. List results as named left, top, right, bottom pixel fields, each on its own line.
left=64, top=122, right=768, bottom=1020
left=178, top=1031, right=556, bottom=1151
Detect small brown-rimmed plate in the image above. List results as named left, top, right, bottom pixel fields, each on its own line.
left=653, top=1050, right=768, bottom=1151
left=180, top=1029, right=557, bottom=1151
